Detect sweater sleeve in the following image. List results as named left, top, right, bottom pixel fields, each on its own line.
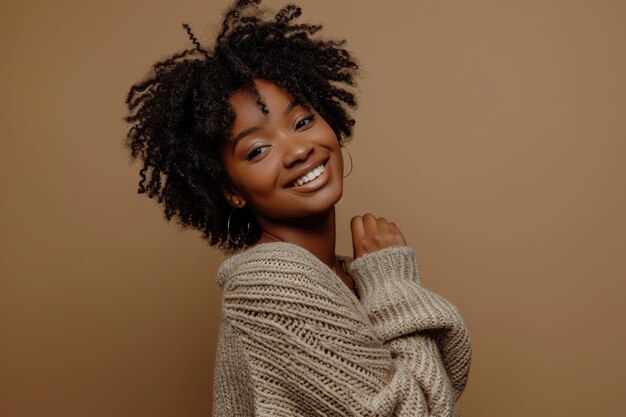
left=347, top=246, right=472, bottom=404
left=217, top=244, right=471, bottom=417
left=213, top=319, right=255, bottom=417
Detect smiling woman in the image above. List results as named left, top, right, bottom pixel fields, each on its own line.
left=221, top=79, right=344, bottom=225
left=123, top=0, right=471, bottom=415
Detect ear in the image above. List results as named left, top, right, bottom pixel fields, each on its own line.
left=220, top=184, right=247, bottom=209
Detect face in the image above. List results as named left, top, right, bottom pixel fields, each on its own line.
left=219, top=78, right=344, bottom=225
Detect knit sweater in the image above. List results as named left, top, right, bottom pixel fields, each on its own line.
left=213, top=242, right=471, bottom=416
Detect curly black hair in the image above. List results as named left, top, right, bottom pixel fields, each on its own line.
left=123, top=0, right=359, bottom=252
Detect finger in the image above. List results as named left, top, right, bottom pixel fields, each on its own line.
left=388, top=222, right=407, bottom=245
left=350, top=216, right=365, bottom=257
left=350, top=216, right=365, bottom=241
left=362, top=213, right=378, bottom=235
left=376, top=217, right=390, bottom=233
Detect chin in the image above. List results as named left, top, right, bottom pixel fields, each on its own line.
left=298, top=188, right=343, bottom=217
left=260, top=187, right=343, bottom=220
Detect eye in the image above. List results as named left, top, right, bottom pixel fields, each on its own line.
left=246, top=145, right=270, bottom=161
left=295, top=114, right=315, bottom=130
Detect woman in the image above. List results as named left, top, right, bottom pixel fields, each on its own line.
left=124, top=1, right=471, bottom=415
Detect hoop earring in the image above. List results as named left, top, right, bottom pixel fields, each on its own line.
left=227, top=207, right=250, bottom=246
left=341, top=145, right=353, bottom=178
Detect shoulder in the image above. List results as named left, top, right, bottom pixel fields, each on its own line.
left=217, top=242, right=370, bottom=330
left=217, top=241, right=336, bottom=292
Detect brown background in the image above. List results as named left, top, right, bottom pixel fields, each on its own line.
left=1, top=0, right=625, bottom=416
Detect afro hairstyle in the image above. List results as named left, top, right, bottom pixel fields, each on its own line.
left=123, top=0, right=359, bottom=252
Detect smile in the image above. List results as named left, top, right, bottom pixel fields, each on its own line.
left=291, top=163, right=325, bottom=187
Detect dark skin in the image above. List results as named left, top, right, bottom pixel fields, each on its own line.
left=220, top=79, right=406, bottom=293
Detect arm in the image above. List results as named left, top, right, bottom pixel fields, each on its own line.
left=219, top=243, right=470, bottom=416
left=349, top=214, right=471, bottom=403
left=213, top=319, right=255, bottom=417
left=348, top=246, right=471, bottom=404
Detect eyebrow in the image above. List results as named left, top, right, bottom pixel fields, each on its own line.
left=230, top=98, right=301, bottom=151
left=230, top=127, right=259, bottom=151
left=284, top=98, right=299, bottom=115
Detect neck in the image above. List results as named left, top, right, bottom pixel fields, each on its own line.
left=256, top=208, right=337, bottom=269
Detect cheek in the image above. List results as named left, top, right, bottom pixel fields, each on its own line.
left=231, top=159, right=281, bottom=201
left=244, top=175, right=275, bottom=195
left=220, top=149, right=275, bottom=197
left=313, top=122, right=341, bottom=150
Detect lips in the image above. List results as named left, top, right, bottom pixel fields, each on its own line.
left=285, top=159, right=329, bottom=188
left=291, top=163, right=325, bottom=187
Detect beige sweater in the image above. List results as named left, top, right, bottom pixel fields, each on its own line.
left=213, top=242, right=471, bottom=416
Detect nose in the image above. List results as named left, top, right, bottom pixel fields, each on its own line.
left=281, top=134, right=314, bottom=168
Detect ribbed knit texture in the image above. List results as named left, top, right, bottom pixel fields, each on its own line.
left=213, top=242, right=471, bottom=416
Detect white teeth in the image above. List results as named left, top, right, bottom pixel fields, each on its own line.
left=292, top=164, right=325, bottom=187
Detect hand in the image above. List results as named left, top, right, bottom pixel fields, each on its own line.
left=350, top=213, right=407, bottom=259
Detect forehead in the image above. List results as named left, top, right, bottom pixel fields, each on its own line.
left=228, top=79, right=293, bottom=118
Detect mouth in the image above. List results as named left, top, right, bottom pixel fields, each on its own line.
left=285, top=159, right=331, bottom=191
left=289, top=162, right=326, bottom=187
